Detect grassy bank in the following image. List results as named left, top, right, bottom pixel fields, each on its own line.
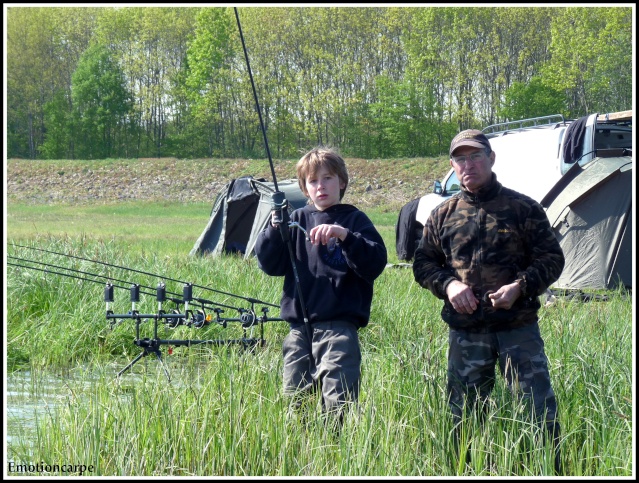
left=5, top=156, right=451, bottom=213
left=6, top=201, right=211, bottom=255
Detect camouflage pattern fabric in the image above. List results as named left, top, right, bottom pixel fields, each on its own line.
left=447, top=324, right=558, bottom=426
left=413, top=173, right=565, bottom=332
left=447, top=323, right=562, bottom=474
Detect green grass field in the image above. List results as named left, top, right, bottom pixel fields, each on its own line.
left=5, top=201, right=634, bottom=477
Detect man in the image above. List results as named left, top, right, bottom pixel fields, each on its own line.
left=413, top=129, right=565, bottom=474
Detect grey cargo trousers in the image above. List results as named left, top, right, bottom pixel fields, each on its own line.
left=282, top=320, right=361, bottom=414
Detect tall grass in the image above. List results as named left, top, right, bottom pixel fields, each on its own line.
left=5, top=232, right=634, bottom=476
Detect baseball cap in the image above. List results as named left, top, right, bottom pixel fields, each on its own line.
left=449, top=129, right=492, bottom=156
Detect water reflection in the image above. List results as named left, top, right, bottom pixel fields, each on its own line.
left=6, top=362, right=150, bottom=457
left=5, top=352, right=231, bottom=456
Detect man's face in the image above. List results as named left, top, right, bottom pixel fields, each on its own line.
left=450, top=146, right=495, bottom=193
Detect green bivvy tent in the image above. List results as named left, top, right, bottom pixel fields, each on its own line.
left=541, top=156, right=633, bottom=290
left=190, top=176, right=307, bottom=258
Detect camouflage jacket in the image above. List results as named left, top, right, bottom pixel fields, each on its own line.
left=413, top=174, right=565, bottom=331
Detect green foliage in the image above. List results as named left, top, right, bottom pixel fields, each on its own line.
left=181, top=7, right=238, bottom=157
left=499, top=77, right=568, bottom=120
left=185, top=8, right=234, bottom=93
left=367, top=75, right=452, bottom=158
left=71, top=44, right=133, bottom=159
left=541, top=7, right=632, bottom=116
left=6, top=7, right=102, bottom=159
left=40, top=90, right=73, bottom=159
left=5, top=6, right=633, bottom=159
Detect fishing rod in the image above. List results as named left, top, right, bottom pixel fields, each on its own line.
left=234, top=7, right=276, bottom=191
left=7, top=256, right=257, bottom=336
left=10, top=243, right=278, bottom=308
left=8, top=254, right=241, bottom=313
left=8, top=248, right=284, bottom=381
left=234, top=7, right=315, bottom=355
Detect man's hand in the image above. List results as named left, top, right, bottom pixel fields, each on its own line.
left=488, top=282, right=522, bottom=310
left=446, top=280, right=479, bottom=314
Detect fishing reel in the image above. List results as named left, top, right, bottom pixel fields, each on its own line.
left=272, top=192, right=312, bottom=243
left=162, top=309, right=209, bottom=329
left=155, top=282, right=185, bottom=328
left=239, top=308, right=258, bottom=328
left=165, top=308, right=187, bottom=329
left=191, top=309, right=211, bottom=329
left=271, top=191, right=289, bottom=226
left=212, top=308, right=227, bottom=328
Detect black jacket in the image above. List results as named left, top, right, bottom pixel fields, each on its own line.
left=255, top=203, right=387, bottom=329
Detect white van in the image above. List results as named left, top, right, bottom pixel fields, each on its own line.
left=415, top=111, right=633, bottom=226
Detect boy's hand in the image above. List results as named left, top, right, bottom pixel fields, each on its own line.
left=270, top=210, right=282, bottom=227
left=309, top=224, right=347, bottom=245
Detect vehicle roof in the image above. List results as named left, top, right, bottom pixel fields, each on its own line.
left=483, top=114, right=567, bottom=137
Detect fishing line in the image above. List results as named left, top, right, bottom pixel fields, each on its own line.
left=8, top=255, right=246, bottom=313
left=9, top=243, right=278, bottom=308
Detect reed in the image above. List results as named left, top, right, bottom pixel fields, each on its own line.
left=6, top=231, right=633, bottom=476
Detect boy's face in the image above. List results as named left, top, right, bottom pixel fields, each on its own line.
left=305, top=165, right=345, bottom=211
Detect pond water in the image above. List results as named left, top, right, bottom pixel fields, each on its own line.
left=5, top=362, right=152, bottom=459
left=5, top=351, right=228, bottom=459
left=5, top=333, right=269, bottom=474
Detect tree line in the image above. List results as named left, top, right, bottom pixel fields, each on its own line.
left=6, top=6, right=632, bottom=160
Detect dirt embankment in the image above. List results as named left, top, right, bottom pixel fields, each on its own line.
left=5, top=157, right=450, bottom=212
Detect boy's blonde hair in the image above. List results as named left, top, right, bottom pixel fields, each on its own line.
left=296, top=147, right=349, bottom=201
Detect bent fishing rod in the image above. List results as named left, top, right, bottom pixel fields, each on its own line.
left=234, top=7, right=314, bottom=352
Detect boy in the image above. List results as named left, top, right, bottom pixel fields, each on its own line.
left=255, top=147, right=387, bottom=425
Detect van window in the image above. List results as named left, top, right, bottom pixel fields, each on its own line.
left=445, top=172, right=460, bottom=194
left=594, top=126, right=633, bottom=150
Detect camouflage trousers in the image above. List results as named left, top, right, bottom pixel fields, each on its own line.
left=447, top=322, right=558, bottom=427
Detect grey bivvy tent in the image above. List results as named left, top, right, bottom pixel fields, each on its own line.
left=540, top=156, right=633, bottom=290
left=190, top=176, right=307, bottom=259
